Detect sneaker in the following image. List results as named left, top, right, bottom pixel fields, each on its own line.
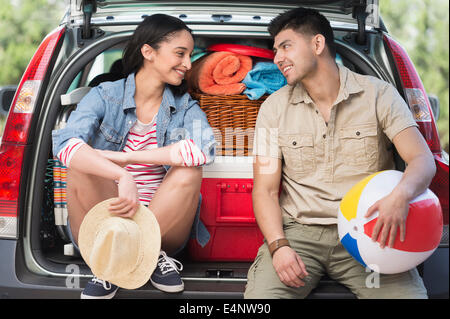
left=150, top=251, right=184, bottom=293
left=80, top=277, right=119, bottom=299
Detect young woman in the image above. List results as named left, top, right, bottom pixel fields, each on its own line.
left=52, top=14, right=216, bottom=299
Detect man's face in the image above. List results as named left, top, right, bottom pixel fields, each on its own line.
left=273, top=28, right=317, bottom=85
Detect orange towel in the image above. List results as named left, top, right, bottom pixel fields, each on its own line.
left=186, top=51, right=252, bottom=95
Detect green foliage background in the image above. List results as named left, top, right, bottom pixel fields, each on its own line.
left=0, top=0, right=448, bottom=153
left=381, top=0, right=449, bottom=153
left=0, top=0, right=66, bottom=84
left=0, top=0, right=66, bottom=134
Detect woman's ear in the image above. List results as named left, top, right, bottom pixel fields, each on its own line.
left=141, top=44, right=154, bottom=62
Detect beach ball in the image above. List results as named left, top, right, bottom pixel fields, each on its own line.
left=338, top=170, right=442, bottom=274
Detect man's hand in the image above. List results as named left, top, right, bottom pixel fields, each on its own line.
left=365, top=190, right=409, bottom=249
left=366, top=126, right=437, bottom=249
left=272, top=246, right=309, bottom=288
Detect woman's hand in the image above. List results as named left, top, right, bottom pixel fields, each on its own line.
left=95, top=150, right=139, bottom=217
left=108, top=171, right=140, bottom=218
left=97, top=149, right=129, bottom=167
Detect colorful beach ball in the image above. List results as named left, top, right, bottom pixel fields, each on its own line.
left=338, top=170, right=442, bottom=274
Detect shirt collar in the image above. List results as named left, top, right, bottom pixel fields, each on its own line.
left=122, top=73, right=178, bottom=113
left=161, top=84, right=178, bottom=114
left=289, top=64, right=364, bottom=105
left=123, top=73, right=137, bottom=111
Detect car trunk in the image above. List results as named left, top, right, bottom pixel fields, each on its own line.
left=22, top=3, right=394, bottom=297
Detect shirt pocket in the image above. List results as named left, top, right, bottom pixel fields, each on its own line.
left=339, top=124, right=378, bottom=166
left=99, top=122, right=123, bottom=145
left=279, top=134, right=315, bottom=178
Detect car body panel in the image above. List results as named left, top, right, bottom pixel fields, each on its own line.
left=68, top=0, right=380, bottom=29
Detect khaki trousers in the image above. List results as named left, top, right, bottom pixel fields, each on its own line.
left=244, top=216, right=428, bottom=299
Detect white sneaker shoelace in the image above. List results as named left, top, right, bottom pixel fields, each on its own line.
left=157, top=251, right=183, bottom=275
left=91, top=276, right=113, bottom=290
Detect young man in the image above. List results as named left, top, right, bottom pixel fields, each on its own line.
left=244, top=7, right=436, bottom=299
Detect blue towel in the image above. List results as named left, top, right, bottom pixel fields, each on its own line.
left=336, top=53, right=344, bottom=66
left=243, top=62, right=287, bottom=100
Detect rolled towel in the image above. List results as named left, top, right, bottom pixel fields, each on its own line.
left=243, top=62, right=287, bottom=100
left=186, top=51, right=252, bottom=95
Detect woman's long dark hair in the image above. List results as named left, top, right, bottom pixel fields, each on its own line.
left=122, top=14, right=192, bottom=96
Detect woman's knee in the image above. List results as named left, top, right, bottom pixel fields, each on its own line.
left=167, top=166, right=202, bottom=188
left=66, top=168, right=118, bottom=211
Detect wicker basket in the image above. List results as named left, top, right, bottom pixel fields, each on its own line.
left=191, top=92, right=267, bottom=156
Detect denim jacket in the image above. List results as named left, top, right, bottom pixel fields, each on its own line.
left=52, top=73, right=216, bottom=247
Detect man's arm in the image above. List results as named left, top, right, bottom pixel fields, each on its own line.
left=253, top=155, right=308, bottom=288
left=365, top=126, right=436, bottom=248
left=253, top=155, right=284, bottom=243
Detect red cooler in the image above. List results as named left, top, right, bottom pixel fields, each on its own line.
left=188, top=157, right=264, bottom=261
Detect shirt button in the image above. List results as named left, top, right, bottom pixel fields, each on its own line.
left=356, top=131, right=360, bottom=136
left=323, top=134, right=326, bottom=139
left=292, top=141, right=297, bottom=146
left=315, top=110, right=319, bottom=114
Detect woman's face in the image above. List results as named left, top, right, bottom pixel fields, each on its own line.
left=144, top=29, right=194, bottom=86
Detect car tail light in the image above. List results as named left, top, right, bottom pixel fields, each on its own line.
left=384, top=34, right=441, bottom=154
left=384, top=34, right=449, bottom=225
left=0, top=27, right=65, bottom=239
left=430, top=155, right=449, bottom=225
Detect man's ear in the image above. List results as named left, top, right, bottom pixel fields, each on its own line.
left=141, top=44, right=154, bottom=62
left=312, top=34, right=326, bottom=56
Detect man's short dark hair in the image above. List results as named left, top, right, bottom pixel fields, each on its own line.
left=268, top=7, right=336, bottom=59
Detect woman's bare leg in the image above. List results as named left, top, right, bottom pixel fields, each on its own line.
left=67, top=165, right=202, bottom=253
left=148, top=166, right=202, bottom=254
left=66, top=168, right=118, bottom=245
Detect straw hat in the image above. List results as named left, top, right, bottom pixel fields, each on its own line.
left=78, top=198, right=161, bottom=290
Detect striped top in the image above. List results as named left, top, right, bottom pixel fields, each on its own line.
left=57, top=118, right=207, bottom=205
left=122, top=118, right=166, bottom=205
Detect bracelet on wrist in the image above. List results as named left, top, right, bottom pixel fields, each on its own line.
left=268, top=238, right=290, bottom=257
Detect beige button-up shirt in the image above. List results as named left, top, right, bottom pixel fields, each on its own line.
left=253, top=65, right=418, bottom=225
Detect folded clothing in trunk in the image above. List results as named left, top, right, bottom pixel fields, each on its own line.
left=243, top=61, right=287, bottom=100
left=186, top=51, right=252, bottom=95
